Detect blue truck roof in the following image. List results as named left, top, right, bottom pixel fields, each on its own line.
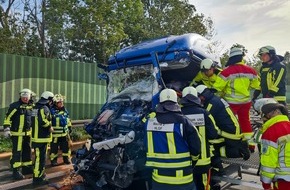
left=107, top=33, right=220, bottom=71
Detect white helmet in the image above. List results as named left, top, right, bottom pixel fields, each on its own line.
left=182, top=86, right=198, bottom=97
left=229, top=47, right=244, bottom=58
left=200, top=58, right=214, bottom=70
left=19, top=88, right=32, bottom=98
left=258, top=46, right=276, bottom=56
left=53, top=94, right=65, bottom=103
left=41, top=91, right=54, bottom=100
left=159, top=89, right=177, bottom=103
left=253, top=98, right=277, bottom=113
left=196, top=85, right=208, bottom=96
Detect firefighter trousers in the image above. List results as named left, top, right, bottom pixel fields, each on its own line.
left=32, top=143, right=48, bottom=179
left=10, top=135, right=32, bottom=169
left=50, top=136, right=70, bottom=161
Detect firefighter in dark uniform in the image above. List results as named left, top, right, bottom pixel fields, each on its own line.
left=3, top=88, right=34, bottom=180
left=196, top=85, right=250, bottom=176
left=144, top=88, right=201, bottom=190
left=180, top=86, right=220, bottom=190
left=253, top=46, right=287, bottom=105
left=50, top=94, right=72, bottom=166
left=31, top=91, right=54, bottom=185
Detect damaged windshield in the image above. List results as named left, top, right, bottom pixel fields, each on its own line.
left=107, top=65, right=160, bottom=102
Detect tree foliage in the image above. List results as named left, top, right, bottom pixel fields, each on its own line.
left=0, top=0, right=214, bottom=64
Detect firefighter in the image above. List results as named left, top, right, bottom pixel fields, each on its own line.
left=180, top=86, right=220, bottom=190
left=50, top=94, right=72, bottom=166
left=258, top=100, right=290, bottom=190
left=3, top=88, right=34, bottom=180
left=144, top=88, right=201, bottom=190
left=253, top=46, right=287, bottom=105
left=213, top=47, right=260, bottom=152
left=31, top=91, right=54, bottom=185
left=196, top=85, right=250, bottom=164
left=190, top=58, right=222, bottom=88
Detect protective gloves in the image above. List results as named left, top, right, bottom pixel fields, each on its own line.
left=4, top=127, right=11, bottom=138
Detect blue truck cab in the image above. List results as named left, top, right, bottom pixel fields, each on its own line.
left=75, top=33, right=220, bottom=189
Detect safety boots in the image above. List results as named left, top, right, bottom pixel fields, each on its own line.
left=12, top=168, right=25, bottom=180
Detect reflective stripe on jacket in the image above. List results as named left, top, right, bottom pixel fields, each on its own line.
left=51, top=107, right=72, bottom=137
left=145, top=112, right=201, bottom=185
left=214, top=62, right=260, bottom=104
left=3, top=100, right=33, bottom=136
left=203, top=93, right=243, bottom=141
left=190, top=68, right=222, bottom=88
left=181, top=104, right=219, bottom=169
left=260, top=115, right=290, bottom=184
left=31, top=103, right=52, bottom=143
left=260, top=61, right=286, bottom=102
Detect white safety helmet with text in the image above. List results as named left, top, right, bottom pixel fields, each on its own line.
left=159, top=89, right=178, bottom=103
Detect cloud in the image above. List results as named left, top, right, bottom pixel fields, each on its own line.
left=190, top=0, right=290, bottom=56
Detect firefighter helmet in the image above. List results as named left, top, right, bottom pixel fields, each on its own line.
left=182, top=86, right=198, bottom=97
left=159, top=89, right=177, bottom=103
left=258, top=46, right=276, bottom=56
left=53, top=94, right=65, bottom=103
left=200, top=58, right=214, bottom=70
left=41, top=91, right=54, bottom=100
left=196, top=85, right=208, bottom=96
left=19, top=88, right=32, bottom=98
left=229, top=47, right=244, bottom=58
left=253, top=98, right=277, bottom=113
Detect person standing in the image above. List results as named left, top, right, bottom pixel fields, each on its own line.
left=190, top=58, right=222, bottom=88
left=258, top=101, right=290, bottom=190
left=3, top=88, right=34, bottom=180
left=196, top=85, right=250, bottom=160
left=31, top=91, right=54, bottom=185
left=213, top=47, right=260, bottom=152
left=180, top=86, right=220, bottom=190
left=50, top=94, right=72, bottom=166
left=144, top=88, right=201, bottom=190
left=253, top=46, right=287, bottom=105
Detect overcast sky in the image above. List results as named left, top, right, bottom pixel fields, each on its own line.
left=190, top=0, right=290, bottom=57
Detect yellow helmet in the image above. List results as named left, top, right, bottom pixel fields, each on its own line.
left=159, top=89, right=177, bottom=103
left=53, top=94, right=65, bottom=103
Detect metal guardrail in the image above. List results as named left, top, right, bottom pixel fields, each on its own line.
left=0, top=119, right=92, bottom=132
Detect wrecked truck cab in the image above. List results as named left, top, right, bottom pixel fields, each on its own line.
left=74, top=33, right=219, bottom=189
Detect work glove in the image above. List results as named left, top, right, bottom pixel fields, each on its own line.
left=4, top=127, right=11, bottom=138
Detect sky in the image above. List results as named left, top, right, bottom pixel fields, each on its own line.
left=189, top=0, right=290, bottom=57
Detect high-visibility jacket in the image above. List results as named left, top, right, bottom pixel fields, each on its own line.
left=50, top=106, right=72, bottom=137
left=213, top=62, right=260, bottom=104
left=190, top=68, right=222, bottom=88
left=3, top=100, right=33, bottom=136
left=181, top=103, right=219, bottom=172
left=145, top=111, right=201, bottom=185
left=260, top=115, right=290, bottom=184
left=202, top=92, right=243, bottom=141
left=31, top=103, right=52, bottom=144
left=260, top=61, right=286, bottom=102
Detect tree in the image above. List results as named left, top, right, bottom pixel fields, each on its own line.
left=0, top=0, right=28, bottom=55
left=141, top=0, right=212, bottom=39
